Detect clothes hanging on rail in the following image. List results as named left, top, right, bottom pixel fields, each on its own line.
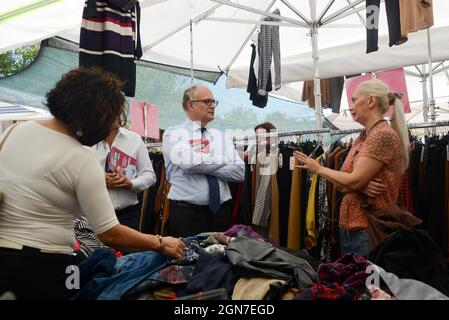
left=399, top=0, right=434, bottom=41
left=301, top=77, right=344, bottom=111
left=79, top=0, right=142, bottom=97
left=258, top=9, right=281, bottom=96
left=247, top=44, right=271, bottom=108
left=366, top=0, right=407, bottom=54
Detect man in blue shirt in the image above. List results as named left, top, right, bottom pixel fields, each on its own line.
left=162, top=85, right=245, bottom=237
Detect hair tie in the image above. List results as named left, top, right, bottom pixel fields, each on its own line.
left=388, top=92, right=403, bottom=105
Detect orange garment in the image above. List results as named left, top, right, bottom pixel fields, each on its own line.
left=339, top=121, right=403, bottom=231
left=301, top=79, right=331, bottom=108
left=399, top=0, right=434, bottom=39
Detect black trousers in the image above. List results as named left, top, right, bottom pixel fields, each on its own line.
left=115, top=204, right=140, bottom=231
left=0, top=246, right=77, bottom=300
left=366, top=0, right=402, bottom=53
left=169, top=200, right=232, bottom=237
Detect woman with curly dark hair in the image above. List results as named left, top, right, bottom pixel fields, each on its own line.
left=0, top=68, right=184, bottom=300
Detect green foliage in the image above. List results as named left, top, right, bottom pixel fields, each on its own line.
left=0, top=44, right=40, bottom=78
left=216, top=104, right=259, bottom=131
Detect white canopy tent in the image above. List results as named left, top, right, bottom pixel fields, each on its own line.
left=1, top=0, right=449, bottom=131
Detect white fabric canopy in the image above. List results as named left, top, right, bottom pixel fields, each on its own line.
left=2, top=0, right=449, bottom=75
left=1, top=0, right=448, bottom=129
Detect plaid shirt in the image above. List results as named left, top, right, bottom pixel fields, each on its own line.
left=317, top=253, right=372, bottom=293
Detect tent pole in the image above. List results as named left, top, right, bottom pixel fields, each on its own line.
left=190, top=19, right=194, bottom=84
left=310, top=0, right=323, bottom=132
left=427, top=28, right=436, bottom=133
left=421, top=64, right=430, bottom=136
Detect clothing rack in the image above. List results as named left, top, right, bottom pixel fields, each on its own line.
left=232, top=120, right=449, bottom=143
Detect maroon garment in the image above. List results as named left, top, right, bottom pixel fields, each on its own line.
left=224, top=224, right=274, bottom=245
left=318, top=253, right=371, bottom=294
left=231, top=182, right=244, bottom=225
left=295, top=283, right=357, bottom=300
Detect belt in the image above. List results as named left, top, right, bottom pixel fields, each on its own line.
left=170, top=199, right=232, bottom=210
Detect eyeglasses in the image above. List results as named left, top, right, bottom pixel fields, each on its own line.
left=190, top=99, right=219, bottom=107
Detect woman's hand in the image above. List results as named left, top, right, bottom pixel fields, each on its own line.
left=360, top=178, right=387, bottom=197
left=293, top=151, right=321, bottom=174
left=161, top=236, right=185, bottom=259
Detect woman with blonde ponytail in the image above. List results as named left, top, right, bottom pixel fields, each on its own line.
left=293, top=79, right=409, bottom=257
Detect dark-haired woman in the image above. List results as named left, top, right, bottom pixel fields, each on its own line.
left=0, top=68, right=184, bottom=300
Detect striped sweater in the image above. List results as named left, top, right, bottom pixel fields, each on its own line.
left=79, top=0, right=142, bottom=97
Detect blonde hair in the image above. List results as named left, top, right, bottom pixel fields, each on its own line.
left=357, top=79, right=409, bottom=172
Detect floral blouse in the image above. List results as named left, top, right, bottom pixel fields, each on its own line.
left=339, top=121, right=403, bottom=231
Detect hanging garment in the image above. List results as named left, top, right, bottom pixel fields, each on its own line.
left=277, top=144, right=293, bottom=247
left=253, top=152, right=278, bottom=228
left=287, top=162, right=302, bottom=250
left=329, top=77, right=345, bottom=113
left=397, top=150, right=415, bottom=215
left=130, top=100, right=160, bottom=139
left=305, top=156, right=322, bottom=249
left=399, top=0, right=434, bottom=40
left=258, top=9, right=281, bottom=96
left=79, top=0, right=142, bottom=97
left=252, top=174, right=271, bottom=228
left=247, top=44, right=270, bottom=108
left=422, top=136, right=448, bottom=249
left=301, top=79, right=332, bottom=109
left=445, top=153, right=449, bottom=256
left=366, top=0, right=406, bottom=53
left=268, top=172, right=280, bottom=245
left=317, top=157, right=333, bottom=262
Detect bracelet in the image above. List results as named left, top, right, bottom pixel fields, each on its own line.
left=156, top=235, right=165, bottom=253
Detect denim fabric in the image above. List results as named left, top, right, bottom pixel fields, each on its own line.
left=74, top=248, right=117, bottom=300
left=339, top=229, right=370, bottom=257
left=99, top=251, right=167, bottom=300
left=74, top=249, right=167, bottom=300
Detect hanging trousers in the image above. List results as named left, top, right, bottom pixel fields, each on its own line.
left=258, top=9, right=281, bottom=95
left=366, top=0, right=404, bottom=53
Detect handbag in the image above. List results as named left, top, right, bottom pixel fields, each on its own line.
left=361, top=197, right=422, bottom=249
left=0, top=123, right=20, bottom=204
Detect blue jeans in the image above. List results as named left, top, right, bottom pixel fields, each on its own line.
left=339, top=229, right=370, bottom=257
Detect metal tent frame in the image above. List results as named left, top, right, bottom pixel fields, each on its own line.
left=145, top=0, right=439, bottom=132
